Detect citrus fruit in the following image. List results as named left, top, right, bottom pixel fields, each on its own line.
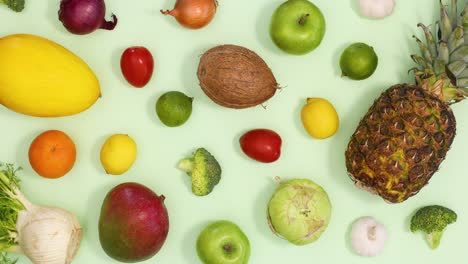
left=100, top=134, right=137, bottom=175
left=301, top=98, right=339, bottom=139
left=156, top=91, right=193, bottom=127
left=340, top=42, right=378, bottom=80
left=28, top=130, right=76, bottom=179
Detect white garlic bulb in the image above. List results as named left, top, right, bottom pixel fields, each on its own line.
left=350, top=216, right=388, bottom=257
left=358, top=0, right=396, bottom=19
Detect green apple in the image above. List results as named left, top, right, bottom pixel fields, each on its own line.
left=196, top=220, right=250, bottom=264
left=270, top=0, right=326, bottom=55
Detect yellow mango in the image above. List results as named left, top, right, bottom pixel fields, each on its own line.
left=0, top=34, right=101, bottom=117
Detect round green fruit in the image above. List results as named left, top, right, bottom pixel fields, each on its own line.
left=340, top=42, right=378, bottom=80
left=155, top=91, right=193, bottom=127
left=196, top=220, right=250, bottom=264
left=270, top=0, right=326, bottom=55
left=267, top=178, right=332, bottom=245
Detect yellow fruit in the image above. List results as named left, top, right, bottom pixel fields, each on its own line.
left=0, top=34, right=100, bottom=117
left=301, top=98, right=339, bottom=139
left=100, top=134, right=137, bottom=175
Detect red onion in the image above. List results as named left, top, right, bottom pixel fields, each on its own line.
left=58, top=0, right=118, bottom=35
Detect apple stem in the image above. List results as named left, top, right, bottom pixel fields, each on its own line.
left=298, top=14, right=310, bottom=26
left=223, top=244, right=233, bottom=253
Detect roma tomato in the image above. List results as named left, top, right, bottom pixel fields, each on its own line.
left=120, top=46, right=154, bottom=88
left=239, top=129, right=282, bottom=163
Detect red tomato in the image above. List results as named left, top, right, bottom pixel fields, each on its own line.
left=120, top=46, right=154, bottom=88
left=239, top=129, right=282, bottom=163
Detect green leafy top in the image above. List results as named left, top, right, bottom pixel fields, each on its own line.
left=0, top=163, right=24, bottom=252
left=0, top=252, right=17, bottom=264
left=0, top=0, right=25, bottom=12
left=0, top=163, right=21, bottom=193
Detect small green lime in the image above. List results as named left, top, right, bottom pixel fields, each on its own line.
left=340, top=43, right=378, bottom=80
left=156, top=91, right=193, bottom=127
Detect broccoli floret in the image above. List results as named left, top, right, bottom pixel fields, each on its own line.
left=410, top=205, right=457, bottom=249
left=178, top=148, right=221, bottom=196
left=0, top=0, right=25, bottom=12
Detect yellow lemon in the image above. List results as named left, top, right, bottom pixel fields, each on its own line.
left=301, top=98, right=339, bottom=139
left=100, top=134, right=137, bottom=175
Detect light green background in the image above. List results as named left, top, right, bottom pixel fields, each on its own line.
left=1, top=0, right=467, bottom=263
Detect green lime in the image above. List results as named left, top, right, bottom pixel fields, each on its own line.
left=156, top=91, right=193, bottom=127
left=340, top=42, right=378, bottom=80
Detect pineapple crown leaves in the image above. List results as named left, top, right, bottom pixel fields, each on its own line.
left=411, top=0, right=468, bottom=104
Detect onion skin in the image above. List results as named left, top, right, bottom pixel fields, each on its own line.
left=161, top=0, right=218, bottom=29
left=59, top=0, right=118, bottom=35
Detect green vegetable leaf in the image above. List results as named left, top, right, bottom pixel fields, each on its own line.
left=0, top=0, right=25, bottom=12
left=0, top=163, right=23, bottom=251
left=0, top=252, right=17, bottom=264
left=0, top=163, right=21, bottom=193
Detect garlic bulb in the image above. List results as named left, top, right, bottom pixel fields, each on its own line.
left=350, top=216, right=388, bottom=256
left=358, top=0, right=395, bottom=19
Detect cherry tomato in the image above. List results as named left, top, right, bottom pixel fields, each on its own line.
left=120, top=46, right=154, bottom=88
left=239, top=129, right=282, bottom=163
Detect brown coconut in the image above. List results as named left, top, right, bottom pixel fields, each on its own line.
left=197, top=45, right=279, bottom=109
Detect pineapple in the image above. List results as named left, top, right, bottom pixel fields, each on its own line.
left=345, top=0, right=468, bottom=203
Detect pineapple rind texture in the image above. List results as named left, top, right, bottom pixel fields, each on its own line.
left=345, top=85, right=456, bottom=203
